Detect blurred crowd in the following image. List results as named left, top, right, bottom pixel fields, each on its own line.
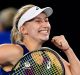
left=0, top=7, right=17, bottom=44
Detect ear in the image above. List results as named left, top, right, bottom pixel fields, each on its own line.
left=19, top=26, right=28, bottom=35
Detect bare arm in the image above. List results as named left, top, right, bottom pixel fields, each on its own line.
left=60, top=56, right=72, bottom=75
left=51, top=35, right=80, bottom=75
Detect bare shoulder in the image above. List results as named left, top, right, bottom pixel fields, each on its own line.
left=0, top=43, right=23, bottom=65
left=0, top=43, right=23, bottom=52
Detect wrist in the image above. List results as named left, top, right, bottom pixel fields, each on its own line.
left=63, top=47, right=70, bottom=52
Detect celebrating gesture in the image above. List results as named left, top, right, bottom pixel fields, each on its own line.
left=0, top=4, right=80, bottom=75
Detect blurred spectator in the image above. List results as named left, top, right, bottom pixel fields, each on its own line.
left=0, top=7, right=17, bottom=44
left=0, top=21, right=4, bottom=32
left=0, top=7, right=17, bottom=31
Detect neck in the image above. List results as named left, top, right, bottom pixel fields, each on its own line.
left=23, top=38, right=43, bottom=52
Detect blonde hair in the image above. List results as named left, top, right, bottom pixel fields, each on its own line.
left=11, top=4, right=35, bottom=43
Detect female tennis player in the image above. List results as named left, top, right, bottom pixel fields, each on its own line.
left=0, top=4, right=80, bottom=75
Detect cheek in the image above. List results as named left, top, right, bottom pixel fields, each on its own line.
left=27, top=26, right=38, bottom=36
left=25, top=25, right=35, bottom=32
left=49, top=25, right=51, bottom=33
left=49, top=24, right=51, bottom=29
left=29, top=30, right=36, bottom=35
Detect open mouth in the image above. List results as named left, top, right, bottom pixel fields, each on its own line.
left=38, top=30, right=49, bottom=34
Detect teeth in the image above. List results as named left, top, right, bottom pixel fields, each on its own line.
left=39, top=30, right=48, bottom=34
left=42, top=31, right=47, bottom=32
left=39, top=30, right=48, bottom=32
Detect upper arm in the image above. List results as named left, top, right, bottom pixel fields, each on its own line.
left=60, top=57, right=72, bottom=75
left=0, top=44, right=23, bottom=65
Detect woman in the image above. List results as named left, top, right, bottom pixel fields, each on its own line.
left=0, top=4, right=80, bottom=75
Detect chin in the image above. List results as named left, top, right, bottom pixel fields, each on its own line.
left=41, top=37, right=49, bottom=41
left=39, top=35, right=49, bottom=42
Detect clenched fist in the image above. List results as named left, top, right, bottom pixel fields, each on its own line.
left=51, top=35, right=70, bottom=51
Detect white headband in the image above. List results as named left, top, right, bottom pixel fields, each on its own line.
left=17, top=6, right=53, bottom=30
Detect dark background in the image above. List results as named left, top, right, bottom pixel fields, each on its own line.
left=0, top=0, right=80, bottom=60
